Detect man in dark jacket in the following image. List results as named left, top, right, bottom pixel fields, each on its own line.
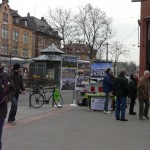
left=0, top=62, right=14, bottom=150
left=128, top=74, right=137, bottom=115
left=114, top=70, right=129, bottom=121
left=103, top=68, right=113, bottom=114
left=8, top=63, right=25, bottom=125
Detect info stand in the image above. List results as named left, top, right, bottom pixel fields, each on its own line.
left=70, top=90, right=78, bottom=107
left=86, top=93, right=112, bottom=111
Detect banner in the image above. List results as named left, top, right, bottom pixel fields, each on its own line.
left=91, top=62, right=112, bottom=77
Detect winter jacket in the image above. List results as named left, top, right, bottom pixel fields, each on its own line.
left=114, top=75, right=129, bottom=97
left=103, top=73, right=113, bottom=93
left=11, top=72, right=25, bottom=94
left=137, top=77, right=150, bottom=100
left=128, top=79, right=137, bottom=99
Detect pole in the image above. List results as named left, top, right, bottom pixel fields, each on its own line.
left=106, top=42, right=108, bottom=61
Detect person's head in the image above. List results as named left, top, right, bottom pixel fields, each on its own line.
left=13, top=63, right=21, bottom=72
left=143, top=70, right=150, bottom=79
left=119, top=69, right=126, bottom=77
left=105, top=68, right=112, bottom=75
left=130, top=73, right=136, bottom=80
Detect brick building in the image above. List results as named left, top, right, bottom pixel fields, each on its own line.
left=0, top=0, right=61, bottom=61
left=134, top=0, right=150, bottom=76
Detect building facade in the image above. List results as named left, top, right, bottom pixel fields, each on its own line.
left=137, top=0, right=150, bottom=76
left=0, top=0, right=61, bottom=61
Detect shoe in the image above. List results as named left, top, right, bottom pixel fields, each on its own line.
left=129, top=112, right=136, bottom=115
left=104, top=110, right=111, bottom=114
left=144, top=116, right=149, bottom=120
left=120, top=119, right=128, bottom=121
left=116, top=118, right=120, bottom=120
left=139, top=117, right=144, bottom=120
left=8, top=121, right=17, bottom=125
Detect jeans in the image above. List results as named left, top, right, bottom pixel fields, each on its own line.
left=8, top=94, right=19, bottom=122
left=0, top=118, right=5, bottom=150
left=104, top=92, right=110, bottom=111
left=115, top=97, right=127, bottom=120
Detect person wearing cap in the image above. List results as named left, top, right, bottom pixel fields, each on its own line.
left=137, top=70, right=150, bottom=120
left=103, top=68, right=114, bottom=114
left=8, top=63, right=25, bottom=125
left=114, top=69, right=129, bottom=121
left=0, top=62, right=15, bottom=150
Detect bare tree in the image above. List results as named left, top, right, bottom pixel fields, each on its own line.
left=46, top=7, right=76, bottom=51
left=74, top=3, right=113, bottom=60
left=109, top=41, right=129, bottom=76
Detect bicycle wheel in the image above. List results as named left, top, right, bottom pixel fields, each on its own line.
left=54, top=94, right=63, bottom=108
left=30, top=92, right=44, bottom=108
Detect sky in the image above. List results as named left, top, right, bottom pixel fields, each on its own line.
left=9, top=0, right=141, bottom=65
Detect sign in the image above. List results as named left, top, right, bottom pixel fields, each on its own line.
left=91, top=62, right=112, bottom=77
left=91, top=97, right=112, bottom=111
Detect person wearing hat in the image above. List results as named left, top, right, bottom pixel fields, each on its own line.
left=0, top=62, right=15, bottom=150
left=8, top=63, right=25, bottom=125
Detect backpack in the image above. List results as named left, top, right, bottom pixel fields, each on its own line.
left=0, top=72, right=12, bottom=105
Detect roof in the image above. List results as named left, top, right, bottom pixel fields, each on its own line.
left=32, top=55, right=50, bottom=61
left=41, top=44, right=65, bottom=54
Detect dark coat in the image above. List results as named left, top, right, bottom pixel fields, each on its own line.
left=103, top=73, right=113, bottom=93
left=0, top=70, right=15, bottom=119
left=128, top=78, right=137, bottom=99
left=11, top=72, right=25, bottom=94
left=114, top=75, right=129, bottom=97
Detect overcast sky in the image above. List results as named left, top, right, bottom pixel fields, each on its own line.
left=9, top=0, right=141, bottom=65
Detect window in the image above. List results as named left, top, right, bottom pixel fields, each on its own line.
left=3, top=13, right=8, bottom=21
left=12, top=48, right=18, bottom=56
left=2, top=27, right=8, bottom=39
left=23, top=33, right=28, bottom=43
left=23, top=48, right=28, bottom=58
left=13, top=31, right=18, bottom=41
left=1, top=45, right=8, bottom=55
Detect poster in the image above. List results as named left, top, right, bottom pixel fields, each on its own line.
left=61, top=55, right=78, bottom=90
left=91, top=97, right=112, bottom=110
left=91, top=62, right=112, bottom=77
left=76, top=60, right=90, bottom=90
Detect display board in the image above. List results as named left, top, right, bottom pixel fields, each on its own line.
left=61, top=55, right=78, bottom=90
left=91, top=97, right=112, bottom=111
left=91, top=62, right=113, bottom=78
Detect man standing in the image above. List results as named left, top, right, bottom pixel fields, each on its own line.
left=8, top=63, right=25, bottom=125
left=0, top=62, right=14, bottom=150
left=103, top=68, right=113, bottom=114
left=114, top=70, right=129, bottom=121
left=137, top=70, right=150, bottom=120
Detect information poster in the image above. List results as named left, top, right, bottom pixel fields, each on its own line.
left=91, top=62, right=112, bottom=77
left=91, top=97, right=112, bottom=110
left=61, top=55, right=78, bottom=90
left=76, top=60, right=90, bottom=90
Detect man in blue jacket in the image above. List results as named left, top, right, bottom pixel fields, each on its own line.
left=103, top=68, right=113, bottom=114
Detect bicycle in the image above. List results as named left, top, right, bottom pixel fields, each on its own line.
left=29, top=84, right=63, bottom=108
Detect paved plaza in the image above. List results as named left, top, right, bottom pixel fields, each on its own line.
left=2, top=91, right=150, bottom=150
